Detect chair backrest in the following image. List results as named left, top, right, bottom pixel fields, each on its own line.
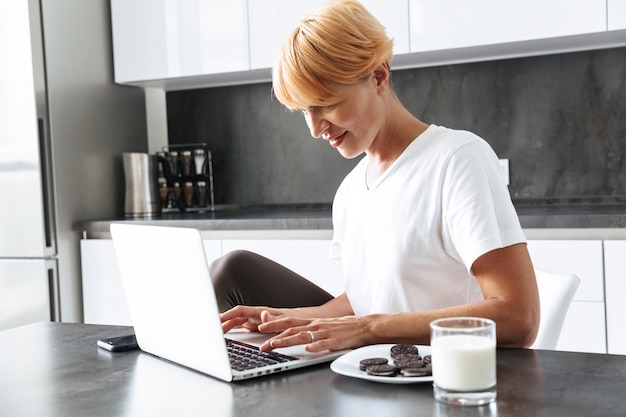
left=531, top=268, right=581, bottom=350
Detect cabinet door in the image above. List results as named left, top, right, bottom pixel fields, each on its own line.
left=409, top=0, right=606, bottom=52
left=526, top=240, right=606, bottom=353
left=604, top=240, right=626, bottom=354
left=555, top=301, right=606, bottom=353
left=248, top=0, right=322, bottom=70
left=221, top=239, right=343, bottom=296
left=608, top=0, right=626, bottom=30
left=359, top=0, right=410, bottom=55
left=111, top=0, right=248, bottom=83
left=81, top=240, right=133, bottom=325
left=527, top=240, right=604, bottom=302
left=249, top=0, right=410, bottom=70
left=81, top=239, right=222, bottom=325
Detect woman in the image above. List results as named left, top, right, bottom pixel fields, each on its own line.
left=212, top=0, right=539, bottom=351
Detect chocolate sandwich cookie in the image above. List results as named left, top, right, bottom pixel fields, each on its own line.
left=366, top=364, right=399, bottom=377
left=423, top=355, right=431, bottom=364
left=400, top=366, right=432, bottom=377
left=394, top=358, right=425, bottom=369
left=390, top=344, right=419, bottom=359
left=392, top=353, right=422, bottom=362
left=359, top=357, right=388, bottom=371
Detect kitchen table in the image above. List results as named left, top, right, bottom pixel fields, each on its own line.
left=2, top=322, right=625, bottom=417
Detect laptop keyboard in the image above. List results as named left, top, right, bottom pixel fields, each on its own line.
left=226, top=339, right=299, bottom=371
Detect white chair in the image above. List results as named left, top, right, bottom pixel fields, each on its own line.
left=531, top=268, right=581, bottom=350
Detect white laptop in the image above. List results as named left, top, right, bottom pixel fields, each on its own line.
left=110, top=223, right=346, bottom=382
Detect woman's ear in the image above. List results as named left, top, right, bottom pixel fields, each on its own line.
left=372, top=62, right=390, bottom=94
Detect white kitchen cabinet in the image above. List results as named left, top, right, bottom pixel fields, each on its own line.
left=81, top=240, right=132, bottom=325
left=248, top=1, right=322, bottom=70
left=80, top=239, right=222, bottom=325
left=356, top=0, right=411, bottom=55
left=248, top=0, right=410, bottom=70
left=221, top=239, right=343, bottom=297
left=80, top=234, right=620, bottom=353
left=553, top=301, right=606, bottom=354
left=110, top=0, right=248, bottom=83
left=608, top=0, right=626, bottom=29
left=527, top=240, right=606, bottom=353
left=603, top=240, right=626, bottom=354
left=110, top=0, right=625, bottom=89
left=409, top=0, right=607, bottom=52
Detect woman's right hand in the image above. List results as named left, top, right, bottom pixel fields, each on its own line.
left=220, top=305, right=287, bottom=333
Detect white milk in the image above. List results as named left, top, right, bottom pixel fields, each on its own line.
left=431, top=334, right=496, bottom=391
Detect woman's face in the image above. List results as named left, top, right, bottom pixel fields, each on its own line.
left=299, top=73, right=386, bottom=159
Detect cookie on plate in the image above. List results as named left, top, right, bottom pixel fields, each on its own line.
left=366, top=364, right=399, bottom=377
left=359, top=357, right=388, bottom=371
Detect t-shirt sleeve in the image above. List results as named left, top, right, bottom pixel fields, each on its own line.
left=441, top=139, right=526, bottom=272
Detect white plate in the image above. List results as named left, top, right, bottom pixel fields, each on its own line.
left=330, top=344, right=433, bottom=384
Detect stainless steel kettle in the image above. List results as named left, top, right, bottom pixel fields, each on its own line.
left=123, top=152, right=161, bottom=218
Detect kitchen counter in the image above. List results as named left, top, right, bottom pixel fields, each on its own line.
left=515, top=202, right=626, bottom=228
left=76, top=202, right=626, bottom=239
left=3, top=322, right=626, bottom=417
left=76, top=204, right=334, bottom=238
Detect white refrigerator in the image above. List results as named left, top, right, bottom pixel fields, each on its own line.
left=0, top=0, right=59, bottom=330
left=0, top=0, right=148, bottom=329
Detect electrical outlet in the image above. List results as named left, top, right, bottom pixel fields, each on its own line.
left=499, top=159, right=510, bottom=186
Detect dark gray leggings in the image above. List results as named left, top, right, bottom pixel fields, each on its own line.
left=209, top=250, right=335, bottom=313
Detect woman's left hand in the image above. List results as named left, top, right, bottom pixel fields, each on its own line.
left=257, top=314, right=372, bottom=352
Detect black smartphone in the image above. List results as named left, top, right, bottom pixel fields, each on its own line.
left=97, top=334, right=139, bottom=352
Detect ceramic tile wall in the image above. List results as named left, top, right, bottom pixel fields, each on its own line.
left=167, top=47, right=626, bottom=206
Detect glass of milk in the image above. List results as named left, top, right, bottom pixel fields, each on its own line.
left=430, top=317, right=496, bottom=406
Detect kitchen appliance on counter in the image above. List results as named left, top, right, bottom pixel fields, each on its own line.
left=155, top=144, right=215, bottom=214
left=123, top=153, right=161, bottom=218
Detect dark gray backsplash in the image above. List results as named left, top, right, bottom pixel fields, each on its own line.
left=167, top=47, right=626, bottom=206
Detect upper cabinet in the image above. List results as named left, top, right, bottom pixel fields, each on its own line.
left=111, top=0, right=626, bottom=90
left=409, top=0, right=606, bottom=53
left=249, top=0, right=409, bottom=70
left=110, top=0, right=248, bottom=84
left=608, top=0, right=626, bottom=30
left=248, top=1, right=320, bottom=70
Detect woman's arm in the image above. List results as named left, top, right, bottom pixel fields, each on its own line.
left=290, top=292, right=355, bottom=318
left=260, top=243, right=540, bottom=351
left=364, top=243, right=540, bottom=348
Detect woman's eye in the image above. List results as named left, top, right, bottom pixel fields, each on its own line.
left=300, top=104, right=335, bottom=117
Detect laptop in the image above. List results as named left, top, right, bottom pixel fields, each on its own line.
left=110, top=223, right=347, bottom=382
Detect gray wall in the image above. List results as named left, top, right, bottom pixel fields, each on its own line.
left=43, top=0, right=148, bottom=322
left=167, top=47, right=626, bottom=206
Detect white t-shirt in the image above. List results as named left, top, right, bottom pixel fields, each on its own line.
left=329, top=125, right=526, bottom=316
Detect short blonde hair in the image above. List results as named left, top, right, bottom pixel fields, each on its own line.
left=272, top=0, right=394, bottom=110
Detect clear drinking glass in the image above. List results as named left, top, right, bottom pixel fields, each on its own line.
left=430, top=317, right=496, bottom=406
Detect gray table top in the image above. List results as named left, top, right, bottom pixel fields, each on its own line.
left=2, top=322, right=626, bottom=417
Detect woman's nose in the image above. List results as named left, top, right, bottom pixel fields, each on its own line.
left=304, top=111, right=330, bottom=139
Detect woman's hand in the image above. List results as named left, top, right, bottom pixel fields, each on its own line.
left=220, top=305, right=288, bottom=333
left=220, top=294, right=363, bottom=352
left=257, top=315, right=373, bottom=353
